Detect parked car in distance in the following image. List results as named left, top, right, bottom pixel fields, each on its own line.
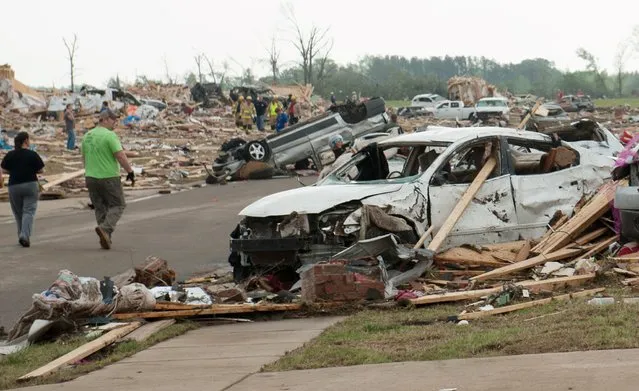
left=474, top=97, right=510, bottom=121
left=410, top=93, right=446, bottom=108
left=424, top=100, right=476, bottom=120
left=558, top=95, right=595, bottom=112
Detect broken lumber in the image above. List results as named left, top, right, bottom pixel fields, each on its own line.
left=610, top=254, right=639, bottom=264
left=41, top=169, right=85, bottom=190
left=434, top=247, right=509, bottom=267
left=514, top=240, right=531, bottom=262
left=427, top=157, right=497, bottom=252
left=410, top=274, right=596, bottom=305
left=19, top=322, right=141, bottom=381
left=471, top=247, right=583, bottom=282
left=124, top=319, right=175, bottom=342
left=154, top=302, right=211, bottom=311
left=532, top=181, right=620, bottom=254
left=112, top=303, right=302, bottom=320
left=577, top=236, right=618, bottom=260
left=517, top=100, right=543, bottom=130
left=457, top=288, right=605, bottom=320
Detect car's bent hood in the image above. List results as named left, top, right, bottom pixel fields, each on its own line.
left=239, top=183, right=403, bottom=217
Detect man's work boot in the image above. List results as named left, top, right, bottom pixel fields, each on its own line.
left=95, top=227, right=111, bottom=250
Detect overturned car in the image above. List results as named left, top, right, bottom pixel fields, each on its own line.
left=228, top=127, right=622, bottom=279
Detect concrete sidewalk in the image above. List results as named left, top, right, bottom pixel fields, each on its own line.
left=229, top=348, right=639, bottom=391
left=23, top=317, right=344, bottom=391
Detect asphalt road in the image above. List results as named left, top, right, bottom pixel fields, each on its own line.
left=0, top=178, right=299, bottom=329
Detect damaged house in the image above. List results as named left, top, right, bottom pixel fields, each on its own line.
left=229, top=127, right=622, bottom=280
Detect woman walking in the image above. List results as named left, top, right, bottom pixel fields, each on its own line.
left=0, top=132, right=45, bottom=247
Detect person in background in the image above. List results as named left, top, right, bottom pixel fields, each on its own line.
left=254, top=96, right=268, bottom=131
left=0, top=129, right=11, bottom=150
left=1, top=132, right=45, bottom=247
left=241, top=96, right=257, bottom=130
left=82, top=109, right=135, bottom=250
left=318, top=134, right=352, bottom=180
left=288, top=96, right=300, bottom=125
left=234, top=96, right=244, bottom=127
left=330, top=92, right=337, bottom=105
left=351, top=91, right=358, bottom=103
left=275, top=107, right=288, bottom=132
left=285, top=94, right=292, bottom=109
left=100, top=101, right=110, bottom=113
left=267, top=96, right=283, bottom=130
left=63, top=104, right=76, bottom=150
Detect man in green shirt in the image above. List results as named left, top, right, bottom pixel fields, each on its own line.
left=82, top=109, right=135, bottom=249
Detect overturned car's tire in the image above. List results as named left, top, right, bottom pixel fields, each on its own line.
left=244, top=140, right=271, bottom=162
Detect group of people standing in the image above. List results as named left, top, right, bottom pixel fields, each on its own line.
left=0, top=108, right=134, bottom=250
left=235, top=94, right=301, bottom=132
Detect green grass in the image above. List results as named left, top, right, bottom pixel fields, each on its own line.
left=593, top=98, right=639, bottom=108
left=384, top=100, right=411, bottom=108
left=0, top=321, right=198, bottom=390
left=265, top=288, right=639, bottom=371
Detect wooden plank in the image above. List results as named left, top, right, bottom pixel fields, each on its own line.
left=19, top=322, right=141, bottom=380
left=154, top=302, right=212, bottom=311
left=112, top=303, right=302, bottom=320
left=434, top=247, right=508, bottom=267
left=517, top=100, right=542, bottom=130
left=613, top=268, right=638, bottom=277
left=457, top=288, right=605, bottom=320
left=482, top=240, right=527, bottom=253
left=427, top=157, right=497, bottom=252
left=41, top=169, right=85, bottom=190
left=514, top=240, right=531, bottom=262
left=413, top=225, right=435, bottom=249
left=578, top=236, right=618, bottom=260
left=410, top=274, right=596, bottom=306
left=532, top=181, right=620, bottom=254
left=470, top=248, right=583, bottom=282
left=610, top=254, right=639, bottom=264
left=124, top=319, right=175, bottom=342
left=573, top=227, right=608, bottom=246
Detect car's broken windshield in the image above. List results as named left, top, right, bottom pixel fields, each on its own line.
left=332, top=142, right=451, bottom=184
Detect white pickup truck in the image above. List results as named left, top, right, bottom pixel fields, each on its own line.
left=425, top=97, right=510, bottom=121
left=425, top=100, right=476, bottom=120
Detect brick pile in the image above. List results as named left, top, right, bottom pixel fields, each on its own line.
left=301, top=261, right=384, bottom=302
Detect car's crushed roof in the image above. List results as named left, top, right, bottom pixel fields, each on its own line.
left=379, top=127, right=551, bottom=145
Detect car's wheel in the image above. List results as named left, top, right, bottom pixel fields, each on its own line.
left=244, top=141, right=271, bottom=162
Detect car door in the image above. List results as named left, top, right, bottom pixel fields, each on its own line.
left=504, top=136, right=584, bottom=239
left=435, top=102, right=450, bottom=118
left=427, top=136, right=519, bottom=249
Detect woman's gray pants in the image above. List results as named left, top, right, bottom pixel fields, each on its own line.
left=8, top=181, right=39, bottom=240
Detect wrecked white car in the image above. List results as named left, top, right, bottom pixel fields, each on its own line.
left=228, top=127, right=621, bottom=279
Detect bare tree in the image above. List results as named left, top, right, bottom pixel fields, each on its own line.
left=314, top=38, right=334, bottom=87
left=62, top=34, right=78, bottom=91
left=203, top=55, right=218, bottom=84
left=194, top=53, right=205, bottom=83
left=265, top=35, right=281, bottom=83
left=283, top=3, right=332, bottom=85
left=163, top=56, right=176, bottom=84
left=576, top=47, right=608, bottom=95
left=614, top=42, right=631, bottom=97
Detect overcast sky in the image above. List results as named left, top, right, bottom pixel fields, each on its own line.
left=2, top=0, right=638, bottom=88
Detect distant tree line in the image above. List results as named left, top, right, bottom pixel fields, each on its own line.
left=261, top=54, right=639, bottom=101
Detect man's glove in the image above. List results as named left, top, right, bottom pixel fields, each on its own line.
left=126, top=171, right=135, bottom=185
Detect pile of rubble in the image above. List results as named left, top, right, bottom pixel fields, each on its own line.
left=447, top=76, right=500, bottom=105
left=0, top=66, right=289, bottom=198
